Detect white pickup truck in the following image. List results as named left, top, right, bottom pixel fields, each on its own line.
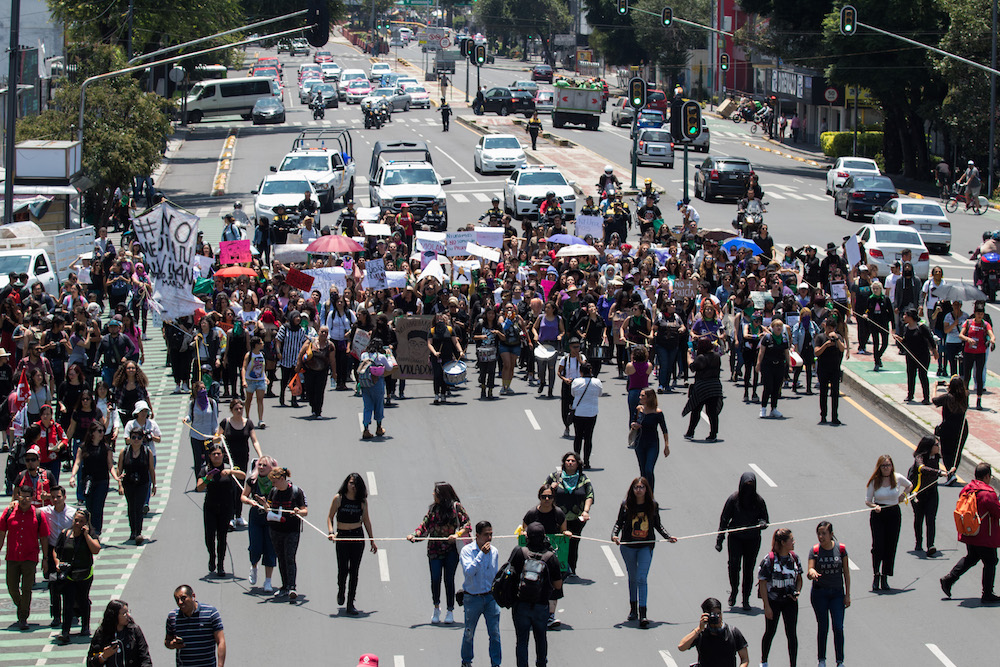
left=273, top=130, right=356, bottom=212
left=0, top=223, right=95, bottom=296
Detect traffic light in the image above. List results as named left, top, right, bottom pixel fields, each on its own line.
left=720, top=53, right=730, bottom=71
left=474, top=44, right=487, bottom=66
left=617, top=0, right=629, bottom=16
left=839, top=5, right=857, bottom=36
left=627, top=77, right=646, bottom=110
left=682, top=100, right=702, bottom=141
left=306, top=0, right=330, bottom=48
left=661, top=7, right=672, bottom=26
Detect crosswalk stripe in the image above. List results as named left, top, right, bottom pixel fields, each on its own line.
left=473, top=193, right=491, bottom=203
left=771, top=184, right=797, bottom=191
left=805, top=194, right=826, bottom=201
left=785, top=193, right=807, bottom=200
left=451, top=193, right=469, bottom=203
left=769, top=192, right=785, bottom=200
left=194, top=208, right=210, bottom=217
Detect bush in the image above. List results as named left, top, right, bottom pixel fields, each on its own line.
left=820, top=131, right=883, bottom=159
left=509, top=46, right=523, bottom=60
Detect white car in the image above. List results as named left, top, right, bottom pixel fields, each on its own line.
left=368, top=162, right=451, bottom=221
left=503, top=166, right=577, bottom=220
left=872, top=197, right=952, bottom=254
left=474, top=134, right=527, bottom=174
left=298, top=78, right=324, bottom=104
left=252, top=173, right=318, bottom=222
left=338, top=69, right=368, bottom=99
left=321, top=62, right=342, bottom=82
left=402, top=84, right=431, bottom=108
left=826, top=157, right=880, bottom=195
left=856, top=223, right=931, bottom=280
left=370, top=62, right=392, bottom=81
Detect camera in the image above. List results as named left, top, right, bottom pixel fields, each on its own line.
left=707, top=611, right=721, bottom=625
left=56, top=562, right=72, bottom=581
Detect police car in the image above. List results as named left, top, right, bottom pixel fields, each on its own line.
left=503, top=166, right=577, bottom=220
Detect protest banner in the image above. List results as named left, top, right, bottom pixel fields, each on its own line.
left=285, top=268, right=315, bottom=292
left=574, top=214, right=603, bottom=239
left=394, top=315, right=434, bottom=379
left=465, top=242, right=500, bottom=263
left=351, top=329, right=371, bottom=359
left=219, top=240, right=252, bottom=265
left=132, top=203, right=204, bottom=319
left=671, top=278, right=698, bottom=298
left=303, top=267, right=345, bottom=297
left=446, top=231, right=475, bottom=256
left=415, top=231, right=447, bottom=254
left=366, top=258, right=387, bottom=289
left=362, top=222, right=392, bottom=237
left=474, top=226, right=503, bottom=249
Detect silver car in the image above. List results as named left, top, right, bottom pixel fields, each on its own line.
left=369, top=86, right=412, bottom=112
left=611, top=96, right=636, bottom=127
left=299, top=78, right=324, bottom=104
left=632, top=129, right=674, bottom=168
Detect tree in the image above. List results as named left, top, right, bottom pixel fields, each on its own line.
left=585, top=0, right=648, bottom=66
left=17, top=45, right=173, bottom=224
left=632, top=0, right=708, bottom=84
left=474, top=0, right=570, bottom=65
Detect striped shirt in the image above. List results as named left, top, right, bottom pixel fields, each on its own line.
left=275, top=325, right=308, bottom=368
left=165, top=603, right=223, bottom=667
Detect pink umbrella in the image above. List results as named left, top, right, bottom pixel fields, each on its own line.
left=306, top=235, right=364, bottom=253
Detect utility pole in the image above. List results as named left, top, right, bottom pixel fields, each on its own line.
left=127, top=0, right=135, bottom=60
left=3, top=0, right=22, bottom=226
left=990, top=0, right=997, bottom=196
left=370, top=0, right=377, bottom=54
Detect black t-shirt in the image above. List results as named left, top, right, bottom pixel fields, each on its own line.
left=200, top=463, right=234, bottom=510
left=523, top=506, right=566, bottom=535
left=813, top=332, right=844, bottom=375
left=507, top=546, right=562, bottom=605
left=760, top=333, right=788, bottom=366
left=695, top=624, right=748, bottom=667
left=267, top=485, right=307, bottom=533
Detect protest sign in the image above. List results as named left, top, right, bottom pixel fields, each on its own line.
left=474, top=226, right=504, bottom=249
left=285, top=268, right=315, bottom=292
left=194, top=255, right=214, bottom=277
left=830, top=281, right=848, bottom=302
left=453, top=259, right=481, bottom=274
left=356, top=207, right=380, bottom=221
left=415, top=231, right=447, bottom=254
left=574, top=214, right=603, bottom=239
left=844, top=236, right=862, bottom=269
left=219, top=240, right=252, bottom=265
left=386, top=271, right=407, bottom=288
left=362, top=222, right=392, bottom=237
left=541, top=279, right=556, bottom=301
left=351, top=329, right=371, bottom=359
left=273, top=244, right=310, bottom=264
left=366, top=258, right=387, bottom=289
left=394, top=315, right=434, bottom=379
left=671, top=278, right=698, bottom=298
left=465, top=242, right=500, bottom=263
left=303, top=267, right=345, bottom=297
left=750, top=291, right=768, bottom=310
left=132, top=203, right=205, bottom=319
left=446, top=231, right=475, bottom=256
left=421, top=259, right=446, bottom=283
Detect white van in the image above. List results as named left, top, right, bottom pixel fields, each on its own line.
left=337, top=69, right=368, bottom=100
left=185, top=77, right=280, bottom=122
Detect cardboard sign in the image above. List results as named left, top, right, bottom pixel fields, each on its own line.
left=219, top=240, right=252, bottom=265
left=671, top=278, right=698, bottom=298
left=453, top=259, right=481, bottom=274
left=362, top=222, right=392, bottom=237
left=366, top=258, right=387, bottom=289
left=474, top=226, right=504, bottom=249
left=356, top=207, right=381, bottom=222
left=303, top=267, right=345, bottom=296
left=575, top=214, right=603, bottom=240
left=386, top=271, right=407, bottom=288
left=394, top=315, right=434, bottom=379
left=750, top=290, right=768, bottom=310
left=351, top=329, right=371, bottom=359
left=830, top=280, right=848, bottom=302
left=446, top=231, right=475, bottom=256
left=194, top=255, right=214, bottom=277
left=844, top=235, right=862, bottom=269
left=465, top=242, right=500, bottom=263
left=415, top=231, right=447, bottom=254
left=285, top=268, right=315, bottom=292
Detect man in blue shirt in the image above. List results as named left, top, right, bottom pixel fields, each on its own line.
left=165, top=585, right=226, bottom=667
left=460, top=521, right=501, bottom=667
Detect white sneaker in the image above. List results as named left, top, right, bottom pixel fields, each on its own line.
left=431, top=607, right=441, bottom=624
left=249, top=565, right=258, bottom=586
left=760, top=663, right=768, bottom=667
left=818, top=661, right=827, bottom=667
left=444, top=610, right=454, bottom=624
left=234, top=517, right=247, bottom=528
left=770, top=408, right=783, bottom=419
left=181, top=383, right=189, bottom=393
left=262, top=578, right=273, bottom=593
left=760, top=406, right=767, bottom=418
left=289, top=589, right=298, bottom=600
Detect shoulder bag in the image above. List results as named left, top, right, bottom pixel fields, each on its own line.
left=569, top=378, right=592, bottom=422
left=627, top=410, right=642, bottom=449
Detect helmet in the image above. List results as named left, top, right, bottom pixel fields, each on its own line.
left=985, top=231, right=992, bottom=242
left=234, top=201, right=242, bottom=209
left=677, top=199, right=685, bottom=209
left=604, top=165, right=613, bottom=174
left=644, top=178, right=652, bottom=184
left=546, top=191, right=556, bottom=198
left=969, top=160, right=976, bottom=165
left=491, top=196, right=499, bottom=203
left=993, top=231, right=1000, bottom=242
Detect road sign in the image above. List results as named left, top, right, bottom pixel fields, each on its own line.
left=440, top=37, right=451, bottom=48
left=824, top=87, right=839, bottom=103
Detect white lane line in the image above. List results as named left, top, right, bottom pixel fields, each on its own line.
left=926, top=644, right=957, bottom=667
left=452, top=193, right=470, bottom=203
left=378, top=549, right=391, bottom=581
left=524, top=409, right=541, bottom=430
left=700, top=413, right=710, bottom=425
left=847, top=557, right=860, bottom=571
left=658, top=649, right=679, bottom=667
left=771, top=184, right=797, bottom=191
left=366, top=471, right=378, bottom=496
left=394, top=657, right=405, bottom=667
left=806, top=194, right=827, bottom=201
left=434, top=144, right=480, bottom=182
left=769, top=192, right=786, bottom=200
left=601, top=544, right=625, bottom=577
left=473, top=192, right=491, bottom=202
left=785, top=193, right=807, bottom=200
left=195, top=208, right=210, bottom=218
left=358, top=412, right=364, bottom=431
left=749, top=463, right=777, bottom=488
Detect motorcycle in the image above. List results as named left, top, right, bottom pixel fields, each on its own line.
left=977, top=252, right=1000, bottom=302
left=310, top=99, right=325, bottom=120
left=731, top=199, right=766, bottom=239
left=730, top=104, right=756, bottom=123
left=364, top=107, right=382, bottom=129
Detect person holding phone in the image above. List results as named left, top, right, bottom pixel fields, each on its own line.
left=87, top=599, right=152, bottom=666
left=165, top=585, right=225, bottom=666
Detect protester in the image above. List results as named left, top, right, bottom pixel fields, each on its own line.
left=117, top=425, right=156, bottom=545
left=630, top=387, right=669, bottom=492
left=41, top=485, right=75, bottom=628
left=543, top=453, right=594, bottom=578
left=197, top=444, right=245, bottom=578
left=508, top=522, right=563, bottom=667
left=716, top=472, right=769, bottom=609
left=569, top=362, right=601, bottom=468
left=958, top=303, right=995, bottom=409
left=813, top=317, right=846, bottom=425
left=459, top=520, right=502, bottom=667
left=910, top=436, right=945, bottom=556
left=265, top=466, right=307, bottom=600
left=214, top=397, right=261, bottom=528
left=240, top=456, right=278, bottom=594
left=940, top=462, right=1000, bottom=603
left=0, top=485, right=50, bottom=630
left=807, top=521, right=850, bottom=667
left=756, top=316, right=790, bottom=418
left=932, top=376, right=968, bottom=485
left=52, top=507, right=101, bottom=643
left=683, top=338, right=724, bottom=441
left=865, top=454, right=913, bottom=591
left=359, top=336, right=393, bottom=439
left=182, top=380, right=219, bottom=477
left=326, top=472, right=377, bottom=616
left=68, top=421, right=119, bottom=537
left=757, top=528, right=803, bottom=667
left=299, top=325, right=336, bottom=418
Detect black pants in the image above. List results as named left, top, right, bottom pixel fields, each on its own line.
left=905, top=355, right=930, bottom=401
left=478, top=360, right=497, bottom=390
left=204, top=502, right=233, bottom=568
left=871, top=327, right=889, bottom=366
left=686, top=398, right=720, bottom=438
left=334, top=342, right=351, bottom=388
left=57, top=576, right=93, bottom=636
left=761, top=596, right=799, bottom=666
left=616, top=343, right=627, bottom=375
left=870, top=504, right=901, bottom=576
left=303, top=368, right=328, bottom=415
left=565, top=517, right=585, bottom=573
left=442, top=117, right=449, bottom=131
left=912, top=493, right=939, bottom=550
left=761, top=364, right=784, bottom=409
left=945, top=543, right=999, bottom=595
left=190, top=437, right=209, bottom=476
left=528, top=130, right=539, bottom=149
left=560, top=381, right=573, bottom=427
left=743, top=348, right=759, bottom=395
left=792, top=360, right=812, bottom=391
left=857, top=316, right=870, bottom=350
left=336, top=527, right=365, bottom=606
left=818, top=370, right=840, bottom=421
left=963, top=351, right=987, bottom=396
left=171, top=349, right=192, bottom=385
left=270, top=528, right=301, bottom=591
left=430, top=355, right=448, bottom=396
left=279, top=365, right=297, bottom=404
left=940, top=425, right=969, bottom=472
left=572, top=415, right=596, bottom=465
left=123, top=481, right=147, bottom=538
left=224, top=358, right=241, bottom=397
left=727, top=535, right=761, bottom=603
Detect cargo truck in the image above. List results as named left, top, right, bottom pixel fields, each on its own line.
left=551, top=85, right=603, bottom=131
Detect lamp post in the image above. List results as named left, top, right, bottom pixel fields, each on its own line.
left=3, top=0, right=22, bottom=225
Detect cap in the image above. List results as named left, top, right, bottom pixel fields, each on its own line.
left=357, top=655, right=379, bottom=667
left=975, top=303, right=986, bottom=312
left=449, top=297, right=459, bottom=306
left=798, top=282, right=810, bottom=290
left=108, top=317, right=122, bottom=326
left=26, top=446, right=40, bottom=457
left=133, top=400, right=150, bottom=415
left=400, top=203, right=409, bottom=208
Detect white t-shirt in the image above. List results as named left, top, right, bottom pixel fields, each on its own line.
left=570, top=376, right=602, bottom=418
left=41, top=504, right=77, bottom=547
left=866, top=473, right=913, bottom=506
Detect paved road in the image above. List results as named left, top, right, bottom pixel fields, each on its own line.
left=67, top=41, right=995, bottom=667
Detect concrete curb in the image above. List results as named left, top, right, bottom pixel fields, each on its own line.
left=212, top=129, right=237, bottom=196
left=741, top=141, right=825, bottom=168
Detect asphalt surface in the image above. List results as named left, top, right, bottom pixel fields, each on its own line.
left=11, top=40, right=992, bottom=667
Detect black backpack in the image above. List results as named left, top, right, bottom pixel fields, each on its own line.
left=516, top=547, right=550, bottom=603
left=491, top=558, right=519, bottom=609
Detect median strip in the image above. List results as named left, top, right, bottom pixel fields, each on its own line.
left=212, top=129, right=238, bottom=196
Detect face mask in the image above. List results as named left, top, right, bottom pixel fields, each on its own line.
left=802, top=314, right=810, bottom=322
left=196, top=389, right=208, bottom=410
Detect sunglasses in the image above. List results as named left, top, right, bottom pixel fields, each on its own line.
left=540, top=494, right=554, bottom=499
left=24, top=457, right=38, bottom=462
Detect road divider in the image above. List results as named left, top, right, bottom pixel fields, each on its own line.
left=212, top=129, right=238, bottom=196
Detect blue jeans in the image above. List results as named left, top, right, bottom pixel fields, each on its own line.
left=634, top=440, right=660, bottom=491
left=619, top=545, right=654, bottom=606
left=428, top=548, right=459, bottom=609
left=84, top=477, right=110, bottom=536
left=512, top=601, right=550, bottom=667
left=654, top=345, right=679, bottom=389
left=811, top=586, right=845, bottom=663
left=248, top=512, right=277, bottom=568
left=361, top=382, right=385, bottom=427
left=462, top=593, right=502, bottom=666
left=627, top=388, right=643, bottom=422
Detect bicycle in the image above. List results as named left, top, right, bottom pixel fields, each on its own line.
left=944, top=184, right=988, bottom=215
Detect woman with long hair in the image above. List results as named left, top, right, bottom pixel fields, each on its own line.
left=611, top=476, right=676, bottom=627
left=427, top=313, right=462, bottom=405
left=215, top=397, right=262, bottom=528
left=326, top=472, right=377, bottom=615
left=196, top=444, right=245, bottom=578
left=57, top=363, right=87, bottom=433
left=807, top=521, right=850, bottom=667
left=359, top=336, right=392, bottom=439
left=932, top=375, right=968, bottom=486
left=498, top=302, right=526, bottom=395
left=911, top=435, right=946, bottom=556
left=69, top=421, right=119, bottom=537
left=406, top=481, right=472, bottom=624
left=544, top=452, right=594, bottom=577
left=182, top=380, right=218, bottom=477
left=757, top=527, right=803, bottom=667
left=756, top=316, right=790, bottom=419
left=52, top=508, right=101, bottom=643
left=87, top=599, right=152, bottom=666
left=958, top=302, right=995, bottom=409
left=630, top=387, right=669, bottom=492
left=116, top=425, right=156, bottom=545
left=111, top=360, right=150, bottom=428
left=240, top=456, right=279, bottom=593
left=473, top=305, right=502, bottom=399
left=865, top=454, right=913, bottom=591
left=532, top=301, right=564, bottom=397
left=893, top=307, right=938, bottom=404
left=624, top=346, right=652, bottom=424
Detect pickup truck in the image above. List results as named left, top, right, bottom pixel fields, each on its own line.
left=273, top=129, right=356, bottom=212
left=0, top=223, right=95, bottom=295
left=368, top=161, right=451, bottom=224
left=552, top=85, right=603, bottom=131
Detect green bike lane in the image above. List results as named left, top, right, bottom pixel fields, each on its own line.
left=0, top=337, right=189, bottom=666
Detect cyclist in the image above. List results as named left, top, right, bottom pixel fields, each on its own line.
left=479, top=197, right=504, bottom=225
left=955, top=159, right=982, bottom=211
left=933, top=160, right=951, bottom=198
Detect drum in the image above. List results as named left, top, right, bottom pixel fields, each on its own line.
left=534, top=344, right=557, bottom=361
left=443, top=360, right=468, bottom=385
left=587, top=344, right=610, bottom=360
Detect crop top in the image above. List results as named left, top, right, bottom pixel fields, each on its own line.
left=337, top=497, right=364, bottom=524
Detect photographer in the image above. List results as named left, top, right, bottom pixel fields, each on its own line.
left=677, top=597, right=749, bottom=667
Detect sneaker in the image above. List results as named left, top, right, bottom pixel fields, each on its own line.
left=181, top=383, right=189, bottom=393
left=547, top=613, right=560, bottom=629
left=981, top=592, right=1000, bottom=603
left=258, top=421, right=266, bottom=429
left=770, top=408, right=783, bottom=419
left=431, top=607, right=441, bottom=624
left=289, top=590, right=298, bottom=600
left=274, top=588, right=288, bottom=598
left=444, top=610, right=454, bottom=624
left=818, top=661, right=827, bottom=667
left=563, top=427, right=570, bottom=437
left=249, top=565, right=258, bottom=586
left=263, top=579, right=273, bottom=593
left=760, top=406, right=767, bottom=418
left=135, top=535, right=144, bottom=546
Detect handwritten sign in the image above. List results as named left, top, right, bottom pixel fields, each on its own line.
left=446, top=231, right=475, bottom=256
left=366, top=258, right=387, bottom=289
left=394, top=315, right=434, bottom=379
left=671, top=278, right=698, bottom=298
left=465, top=242, right=500, bottom=263
left=362, top=222, right=392, bottom=237
left=386, top=271, right=407, bottom=288
left=132, top=203, right=205, bottom=319
left=750, top=290, right=768, bottom=310
left=415, top=231, right=447, bottom=254
left=285, top=268, right=315, bottom=292
left=575, top=214, right=603, bottom=239
left=194, top=255, right=214, bottom=277
left=474, top=226, right=504, bottom=249
left=303, top=267, right=346, bottom=296
left=351, top=329, right=371, bottom=359
left=219, top=239, right=251, bottom=265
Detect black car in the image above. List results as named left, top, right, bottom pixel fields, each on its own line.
left=694, top=156, right=753, bottom=201
left=531, top=64, right=554, bottom=83
left=479, top=87, right=536, bottom=117
left=834, top=175, right=897, bottom=220
left=251, top=97, right=286, bottom=125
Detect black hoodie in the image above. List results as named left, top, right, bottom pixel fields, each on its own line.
left=717, top=472, right=769, bottom=544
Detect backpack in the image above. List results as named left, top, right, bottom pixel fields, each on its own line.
left=491, top=558, right=520, bottom=609
left=954, top=489, right=982, bottom=537
left=516, top=547, right=550, bottom=603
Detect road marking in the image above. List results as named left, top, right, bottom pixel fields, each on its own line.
left=336, top=118, right=347, bottom=124
left=806, top=194, right=827, bottom=201
left=847, top=557, right=860, bottom=571
left=378, top=549, right=391, bottom=581
left=195, top=208, right=210, bottom=218
left=434, top=144, right=480, bottom=182
left=452, top=193, right=470, bottom=203
left=601, top=545, right=625, bottom=577
left=394, top=657, right=405, bottom=667
left=926, top=644, right=957, bottom=667
left=524, top=409, right=541, bottom=430
left=771, top=184, right=797, bottom=191
left=658, top=649, right=679, bottom=667
left=785, top=193, right=807, bottom=200
left=749, top=463, right=777, bottom=487
left=366, top=471, right=378, bottom=496
left=769, top=192, right=786, bottom=200
left=841, top=396, right=914, bottom=449
left=473, top=192, right=491, bottom=202
left=700, top=413, right=710, bottom=425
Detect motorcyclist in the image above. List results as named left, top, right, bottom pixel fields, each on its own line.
left=422, top=200, right=447, bottom=232
left=338, top=200, right=360, bottom=237
left=310, top=90, right=325, bottom=119
left=479, top=197, right=503, bottom=225
left=973, top=231, right=1000, bottom=290
left=539, top=191, right=562, bottom=218
left=231, top=201, right=251, bottom=231
left=639, top=178, right=658, bottom=203
left=298, top=190, right=319, bottom=221
left=597, top=165, right=621, bottom=197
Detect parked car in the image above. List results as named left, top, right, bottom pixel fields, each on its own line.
left=531, top=64, right=554, bottom=82
left=872, top=197, right=951, bottom=253
left=474, top=134, right=527, bottom=174
left=834, top=174, right=897, bottom=221
left=479, top=86, right=535, bottom=116
left=694, top=156, right=754, bottom=201
left=632, top=129, right=674, bottom=168
left=826, top=156, right=880, bottom=194
left=610, top=96, right=636, bottom=127
left=534, top=89, right=554, bottom=114
left=856, top=224, right=931, bottom=279
left=251, top=96, right=286, bottom=125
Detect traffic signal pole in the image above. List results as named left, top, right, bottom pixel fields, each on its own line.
left=631, top=116, right=638, bottom=189
left=683, top=143, right=689, bottom=203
